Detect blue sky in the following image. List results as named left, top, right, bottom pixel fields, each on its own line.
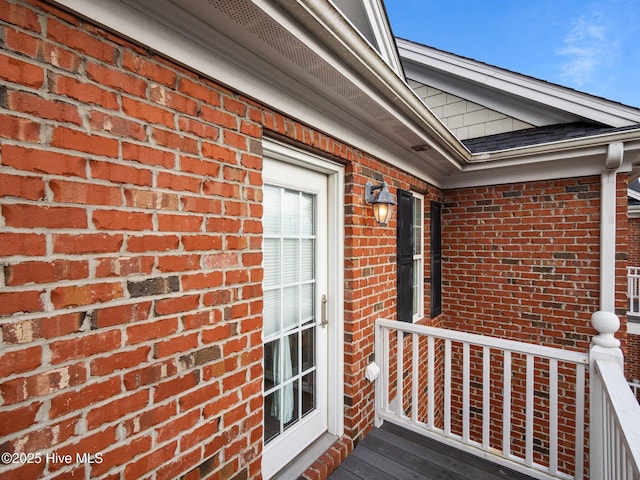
left=384, top=0, right=640, bottom=108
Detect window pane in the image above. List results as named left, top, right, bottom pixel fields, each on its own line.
left=413, top=259, right=421, bottom=315
left=414, top=197, right=422, bottom=255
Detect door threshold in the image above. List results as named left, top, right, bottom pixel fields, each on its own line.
left=271, top=433, right=338, bottom=480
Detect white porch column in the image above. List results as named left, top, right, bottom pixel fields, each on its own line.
left=598, top=142, right=623, bottom=312
left=590, top=142, right=625, bottom=480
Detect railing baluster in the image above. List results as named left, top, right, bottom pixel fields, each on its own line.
left=428, top=335, right=435, bottom=429
left=445, top=338, right=452, bottom=436
left=574, top=362, right=585, bottom=479
left=503, top=350, right=511, bottom=458
left=549, top=358, right=558, bottom=475
left=629, top=266, right=640, bottom=315
left=482, top=346, right=490, bottom=450
left=463, top=342, right=470, bottom=443
left=397, top=329, right=403, bottom=417
left=382, top=326, right=389, bottom=413
left=412, top=333, right=418, bottom=423
left=525, top=354, right=534, bottom=466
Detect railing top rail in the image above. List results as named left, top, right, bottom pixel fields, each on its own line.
left=629, top=266, right=640, bottom=273
left=376, top=318, right=589, bottom=364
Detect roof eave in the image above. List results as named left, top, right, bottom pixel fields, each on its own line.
left=443, top=128, right=640, bottom=189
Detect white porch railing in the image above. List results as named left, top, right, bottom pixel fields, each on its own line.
left=374, top=318, right=589, bottom=480
left=629, top=267, right=640, bottom=316
left=590, top=310, right=640, bottom=480
left=591, top=359, right=640, bottom=479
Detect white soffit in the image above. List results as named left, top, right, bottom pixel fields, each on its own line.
left=51, top=0, right=466, bottom=186
left=397, top=39, right=640, bottom=128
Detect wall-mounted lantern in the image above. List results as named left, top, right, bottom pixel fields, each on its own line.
left=365, top=181, right=395, bottom=225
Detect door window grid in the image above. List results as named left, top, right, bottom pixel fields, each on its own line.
left=263, top=185, right=317, bottom=444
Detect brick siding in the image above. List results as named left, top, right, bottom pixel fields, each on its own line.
left=440, top=176, right=629, bottom=476
left=0, top=1, right=438, bottom=478
left=1, top=1, right=633, bottom=480
left=630, top=217, right=640, bottom=267
left=628, top=217, right=640, bottom=383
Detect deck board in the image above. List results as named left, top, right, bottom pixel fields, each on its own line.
left=329, top=423, right=536, bottom=480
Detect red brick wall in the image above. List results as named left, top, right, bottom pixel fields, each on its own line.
left=440, top=176, right=629, bottom=476
left=0, top=2, right=442, bottom=479
left=0, top=1, right=266, bottom=478
left=442, top=177, right=628, bottom=349
left=629, top=216, right=640, bottom=383
left=630, top=217, right=640, bottom=267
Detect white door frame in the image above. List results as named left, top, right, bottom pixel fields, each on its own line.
left=261, top=138, right=344, bottom=475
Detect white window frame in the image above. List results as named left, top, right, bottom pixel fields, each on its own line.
left=412, top=192, right=424, bottom=322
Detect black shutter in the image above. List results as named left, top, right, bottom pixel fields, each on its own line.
left=397, top=189, right=413, bottom=322
left=430, top=201, right=442, bottom=317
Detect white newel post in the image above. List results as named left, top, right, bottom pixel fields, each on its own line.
left=590, top=311, right=624, bottom=480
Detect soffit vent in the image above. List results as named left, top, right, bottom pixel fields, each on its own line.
left=202, top=0, right=390, bottom=122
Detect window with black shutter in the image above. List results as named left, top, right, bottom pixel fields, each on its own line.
left=430, top=201, right=442, bottom=317
left=397, top=189, right=413, bottom=322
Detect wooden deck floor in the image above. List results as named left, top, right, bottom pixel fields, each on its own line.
left=329, top=423, right=536, bottom=480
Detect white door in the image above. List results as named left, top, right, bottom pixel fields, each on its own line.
left=262, top=158, right=329, bottom=479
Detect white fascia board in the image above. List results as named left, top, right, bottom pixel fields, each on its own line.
left=630, top=205, right=640, bottom=219
left=445, top=134, right=640, bottom=189
left=51, top=0, right=453, bottom=186
left=444, top=150, right=606, bottom=189
left=397, top=39, right=640, bottom=128
left=629, top=189, right=640, bottom=202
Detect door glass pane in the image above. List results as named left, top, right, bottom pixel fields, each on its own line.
left=264, top=289, right=280, bottom=338
left=301, top=284, right=314, bottom=323
left=286, top=333, right=299, bottom=378
left=283, top=239, right=299, bottom=283
left=283, top=286, right=299, bottom=331
left=263, top=239, right=281, bottom=287
left=300, top=193, right=314, bottom=236
left=284, top=379, right=300, bottom=431
left=264, top=186, right=281, bottom=235
left=301, top=327, right=315, bottom=371
left=263, top=184, right=318, bottom=445
left=301, top=240, right=314, bottom=281
left=283, top=190, right=300, bottom=235
left=302, top=372, right=315, bottom=417
left=264, top=391, right=279, bottom=443
left=264, top=339, right=278, bottom=389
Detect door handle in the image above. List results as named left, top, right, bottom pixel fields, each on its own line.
left=320, top=294, right=328, bottom=328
